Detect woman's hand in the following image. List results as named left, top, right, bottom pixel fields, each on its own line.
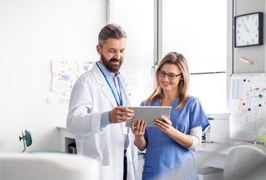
left=130, top=119, right=146, bottom=136
left=154, top=115, right=172, bottom=133
left=130, top=119, right=147, bottom=151
left=155, top=115, right=194, bottom=149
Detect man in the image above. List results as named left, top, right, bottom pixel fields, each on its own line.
left=67, top=24, right=138, bottom=180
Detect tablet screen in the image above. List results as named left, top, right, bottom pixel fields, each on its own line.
left=125, top=106, right=172, bottom=127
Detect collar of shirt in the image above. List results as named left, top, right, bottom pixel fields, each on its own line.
left=96, top=61, right=120, bottom=81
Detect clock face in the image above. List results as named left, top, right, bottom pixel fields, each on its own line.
left=235, top=12, right=263, bottom=47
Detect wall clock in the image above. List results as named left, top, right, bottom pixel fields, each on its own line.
left=235, top=12, right=263, bottom=47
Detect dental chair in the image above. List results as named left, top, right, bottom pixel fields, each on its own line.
left=223, top=145, right=266, bottom=180
left=0, top=130, right=98, bottom=180
left=19, top=129, right=32, bottom=153
left=19, top=129, right=63, bottom=153
left=0, top=153, right=99, bottom=180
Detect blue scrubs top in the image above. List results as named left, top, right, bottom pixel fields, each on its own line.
left=141, top=96, right=209, bottom=180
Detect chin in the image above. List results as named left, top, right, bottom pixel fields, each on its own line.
left=111, top=67, right=120, bottom=73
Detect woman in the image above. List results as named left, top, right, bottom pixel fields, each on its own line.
left=131, top=52, right=209, bottom=180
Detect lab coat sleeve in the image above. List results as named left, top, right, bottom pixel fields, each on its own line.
left=66, top=73, right=108, bottom=136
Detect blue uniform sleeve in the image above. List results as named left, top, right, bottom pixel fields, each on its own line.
left=189, top=98, right=209, bottom=131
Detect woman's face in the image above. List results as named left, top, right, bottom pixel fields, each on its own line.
left=158, top=63, right=182, bottom=92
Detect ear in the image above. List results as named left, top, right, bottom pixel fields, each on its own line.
left=96, top=45, right=101, bottom=55
left=180, top=74, right=184, bottom=80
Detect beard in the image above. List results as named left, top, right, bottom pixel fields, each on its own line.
left=101, top=53, right=122, bottom=73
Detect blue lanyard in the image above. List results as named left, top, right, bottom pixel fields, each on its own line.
left=96, top=62, right=123, bottom=106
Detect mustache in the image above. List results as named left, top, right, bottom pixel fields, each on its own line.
left=110, top=58, right=120, bottom=63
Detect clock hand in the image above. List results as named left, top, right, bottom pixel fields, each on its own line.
left=243, top=24, right=249, bottom=32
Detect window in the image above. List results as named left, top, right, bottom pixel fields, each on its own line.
left=161, top=0, right=227, bottom=113
left=108, top=0, right=228, bottom=113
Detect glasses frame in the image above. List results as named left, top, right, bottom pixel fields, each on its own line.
left=157, top=70, right=182, bottom=80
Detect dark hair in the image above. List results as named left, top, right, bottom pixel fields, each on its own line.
left=144, top=52, right=190, bottom=109
left=98, top=24, right=127, bottom=47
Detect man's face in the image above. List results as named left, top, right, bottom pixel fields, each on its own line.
left=97, top=38, right=126, bottom=73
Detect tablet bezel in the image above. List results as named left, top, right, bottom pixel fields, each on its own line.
left=125, top=106, right=172, bottom=127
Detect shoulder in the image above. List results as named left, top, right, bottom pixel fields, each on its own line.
left=140, top=99, right=159, bottom=106
left=74, top=65, right=98, bottom=86
left=76, top=71, right=94, bottom=83
left=185, top=95, right=203, bottom=108
left=186, top=95, right=200, bottom=103
left=140, top=101, right=146, bottom=106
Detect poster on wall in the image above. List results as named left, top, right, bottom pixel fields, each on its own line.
left=230, top=73, right=266, bottom=142
left=51, top=60, right=94, bottom=93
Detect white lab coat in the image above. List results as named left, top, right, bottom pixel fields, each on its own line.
left=67, top=63, right=139, bottom=180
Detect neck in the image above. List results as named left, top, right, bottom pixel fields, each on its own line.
left=160, top=89, right=178, bottom=106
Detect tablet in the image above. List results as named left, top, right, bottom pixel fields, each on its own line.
left=125, top=106, right=172, bottom=127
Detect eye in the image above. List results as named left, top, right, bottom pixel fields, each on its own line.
left=169, top=73, right=177, bottom=78
left=159, top=70, right=166, bottom=76
left=109, top=49, right=116, bottom=53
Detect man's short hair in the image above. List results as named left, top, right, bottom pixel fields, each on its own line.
left=98, top=24, right=127, bottom=47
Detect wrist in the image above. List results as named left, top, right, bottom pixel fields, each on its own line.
left=108, top=111, right=113, bottom=123
left=135, top=135, right=145, bottom=141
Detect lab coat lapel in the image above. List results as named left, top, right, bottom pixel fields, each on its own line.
left=92, top=64, right=117, bottom=107
left=92, top=64, right=128, bottom=134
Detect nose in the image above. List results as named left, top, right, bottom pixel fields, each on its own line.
left=114, top=51, right=122, bottom=59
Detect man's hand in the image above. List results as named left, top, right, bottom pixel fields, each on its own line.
left=109, top=106, right=134, bottom=123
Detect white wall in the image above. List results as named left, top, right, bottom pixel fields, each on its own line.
left=233, top=0, right=265, bottom=73
left=0, top=0, right=106, bottom=152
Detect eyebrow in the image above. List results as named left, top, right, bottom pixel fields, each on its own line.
left=108, top=48, right=125, bottom=51
left=160, top=69, right=181, bottom=74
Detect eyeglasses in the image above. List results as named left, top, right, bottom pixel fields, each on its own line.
left=157, top=70, right=182, bottom=80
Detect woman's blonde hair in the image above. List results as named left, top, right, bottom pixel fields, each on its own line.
left=144, top=52, right=190, bottom=109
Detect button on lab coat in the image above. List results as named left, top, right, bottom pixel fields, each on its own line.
left=67, top=64, right=138, bottom=180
